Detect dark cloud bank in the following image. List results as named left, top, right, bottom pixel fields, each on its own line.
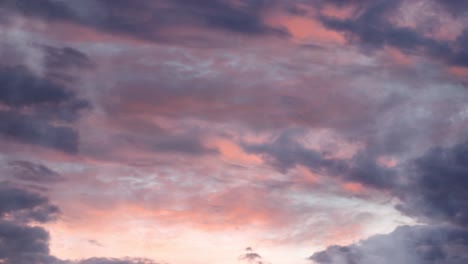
left=0, top=40, right=90, bottom=153
left=306, top=1, right=468, bottom=262
left=246, top=129, right=468, bottom=263
left=318, top=0, right=468, bottom=67
left=306, top=139, right=468, bottom=263
left=239, top=106, right=468, bottom=263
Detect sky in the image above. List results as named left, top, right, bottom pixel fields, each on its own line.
left=0, top=0, right=468, bottom=264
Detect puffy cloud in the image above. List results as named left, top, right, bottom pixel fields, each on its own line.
left=243, top=131, right=397, bottom=189
left=0, top=66, right=74, bottom=107
left=0, top=111, right=79, bottom=153
left=0, top=182, right=59, bottom=264
left=0, top=183, right=60, bottom=223
left=0, top=220, right=59, bottom=264
left=310, top=225, right=468, bottom=264
left=0, top=45, right=89, bottom=153
left=310, top=138, right=468, bottom=263
left=396, top=140, right=468, bottom=227
left=318, top=0, right=468, bottom=67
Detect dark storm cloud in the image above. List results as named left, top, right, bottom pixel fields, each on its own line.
left=0, top=183, right=60, bottom=223
left=309, top=139, right=468, bottom=263
left=244, top=131, right=397, bottom=189
left=244, top=132, right=348, bottom=174
left=0, top=0, right=288, bottom=41
left=0, top=66, right=73, bottom=107
left=0, top=183, right=60, bottom=264
left=318, top=0, right=468, bottom=67
left=0, top=64, right=89, bottom=152
left=396, top=140, right=468, bottom=227
left=253, top=134, right=468, bottom=225
left=0, top=220, right=59, bottom=264
left=0, top=111, right=79, bottom=153
left=310, top=225, right=468, bottom=264
left=0, top=65, right=90, bottom=120
left=169, top=0, right=287, bottom=36
left=111, top=127, right=218, bottom=157
left=452, top=29, right=468, bottom=67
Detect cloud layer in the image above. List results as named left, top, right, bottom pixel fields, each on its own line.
left=1, top=0, right=468, bottom=263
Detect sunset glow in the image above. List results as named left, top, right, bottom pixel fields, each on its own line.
left=1, top=1, right=468, bottom=264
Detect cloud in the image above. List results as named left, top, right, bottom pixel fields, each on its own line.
left=396, top=140, right=468, bottom=227
left=309, top=138, right=468, bottom=263
left=0, top=58, right=89, bottom=152
left=7, top=160, right=63, bottom=183
left=42, top=45, right=94, bottom=70
left=318, top=0, right=468, bottom=67
left=0, top=220, right=59, bottom=264
left=309, top=225, right=468, bottom=264
left=0, top=182, right=60, bottom=264
left=0, top=111, right=79, bottom=153
left=0, top=183, right=60, bottom=223
left=0, top=0, right=289, bottom=42
left=0, top=65, right=73, bottom=107
left=0, top=175, right=162, bottom=264
left=243, top=131, right=397, bottom=189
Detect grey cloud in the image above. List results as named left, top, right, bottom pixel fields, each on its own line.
left=0, top=220, right=58, bottom=264
left=243, top=131, right=397, bottom=189
left=0, top=0, right=289, bottom=42
left=0, top=66, right=73, bottom=107
left=318, top=0, right=468, bottom=68
left=0, top=111, right=79, bottom=153
left=396, top=140, right=468, bottom=227
left=309, top=139, right=468, bottom=263
left=7, top=160, right=63, bottom=183
left=310, top=225, right=468, bottom=264
left=433, top=0, right=468, bottom=16
left=0, top=183, right=60, bottom=264
left=0, top=62, right=90, bottom=152
left=0, top=183, right=60, bottom=223
left=42, top=46, right=94, bottom=70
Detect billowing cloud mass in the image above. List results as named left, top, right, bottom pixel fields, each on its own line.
left=310, top=140, right=468, bottom=264
left=1, top=1, right=468, bottom=264
left=310, top=225, right=468, bottom=264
